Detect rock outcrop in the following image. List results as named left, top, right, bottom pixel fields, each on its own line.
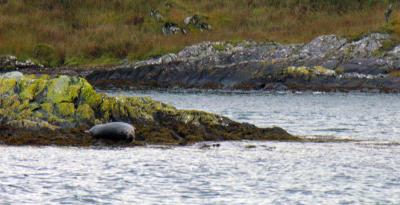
left=87, top=33, right=400, bottom=92
left=0, top=73, right=297, bottom=146
left=0, top=55, right=43, bottom=70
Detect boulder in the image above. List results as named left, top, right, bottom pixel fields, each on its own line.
left=340, top=33, right=391, bottom=58
left=0, top=71, right=24, bottom=79
left=162, top=22, right=185, bottom=35
left=184, top=15, right=212, bottom=31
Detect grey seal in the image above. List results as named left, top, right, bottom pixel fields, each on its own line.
left=87, top=122, right=135, bottom=142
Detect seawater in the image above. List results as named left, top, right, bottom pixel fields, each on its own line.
left=1, top=91, right=399, bottom=204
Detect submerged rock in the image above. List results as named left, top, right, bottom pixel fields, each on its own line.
left=0, top=73, right=298, bottom=146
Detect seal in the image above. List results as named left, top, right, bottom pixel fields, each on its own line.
left=87, top=122, right=135, bottom=142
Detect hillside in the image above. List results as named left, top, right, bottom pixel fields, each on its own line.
left=0, top=0, right=398, bottom=67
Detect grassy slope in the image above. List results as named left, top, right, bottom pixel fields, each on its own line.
left=0, top=0, right=398, bottom=67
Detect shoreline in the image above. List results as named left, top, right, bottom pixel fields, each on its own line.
left=4, top=33, right=400, bottom=93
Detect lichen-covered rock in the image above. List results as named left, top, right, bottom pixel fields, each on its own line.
left=300, top=35, right=347, bottom=59
left=0, top=55, right=43, bottom=70
left=341, top=33, right=391, bottom=58
left=0, top=71, right=24, bottom=79
left=285, top=66, right=336, bottom=79
left=0, top=73, right=298, bottom=146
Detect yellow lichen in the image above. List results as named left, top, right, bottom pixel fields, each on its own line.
left=55, top=103, right=75, bottom=117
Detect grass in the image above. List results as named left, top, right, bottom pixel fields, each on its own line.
left=0, top=0, right=398, bottom=67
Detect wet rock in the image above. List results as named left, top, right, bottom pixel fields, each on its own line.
left=245, top=145, right=257, bottom=149
left=198, top=143, right=220, bottom=149
left=0, top=73, right=298, bottom=146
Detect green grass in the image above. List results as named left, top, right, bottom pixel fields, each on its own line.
left=0, top=0, right=397, bottom=67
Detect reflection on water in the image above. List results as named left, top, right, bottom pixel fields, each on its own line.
left=1, top=91, right=399, bottom=204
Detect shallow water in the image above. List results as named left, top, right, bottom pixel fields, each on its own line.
left=1, top=91, right=400, bottom=204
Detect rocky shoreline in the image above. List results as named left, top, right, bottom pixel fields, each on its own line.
left=85, top=33, right=400, bottom=92
left=3, top=33, right=400, bottom=93
left=0, top=72, right=299, bottom=146
left=2, top=32, right=400, bottom=146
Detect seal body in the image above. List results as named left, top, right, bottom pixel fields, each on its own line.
left=88, top=122, right=135, bottom=142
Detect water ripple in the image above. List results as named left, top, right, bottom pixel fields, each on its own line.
left=1, top=91, right=400, bottom=204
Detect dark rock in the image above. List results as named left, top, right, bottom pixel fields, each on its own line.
left=162, top=22, right=185, bottom=35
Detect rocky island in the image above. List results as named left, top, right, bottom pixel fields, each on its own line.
left=0, top=72, right=298, bottom=146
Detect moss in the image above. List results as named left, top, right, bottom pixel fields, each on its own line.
left=99, top=97, right=114, bottom=122
left=6, top=119, right=58, bottom=131
left=286, top=66, right=311, bottom=77
left=335, top=66, right=345, bottom=75
left=40, top=103, right=54, bottom=114
left=313, top=66, right=336, bottom=76
left=0, top=78, right=17, bottom=96
left=389, top=70, right=400, bottom=78
left=78, top=79, right=103, bottom=108
left=285, top=66, right=336, bottom=79
left=373, top=39, right=399, bottom=57
left=55, top=103, right=75, bottom=117
left=76, top=104, right=95, bottom=124
left=46, top=75, right=80, bottom=103
left=212, top=43, right=226, bottom=52
left=178, top=110, right=222, bottom=126
left=18, top=78, right=47, bottom=101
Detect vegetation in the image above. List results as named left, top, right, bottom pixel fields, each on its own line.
left=0, top=0, right=398, bottom=67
